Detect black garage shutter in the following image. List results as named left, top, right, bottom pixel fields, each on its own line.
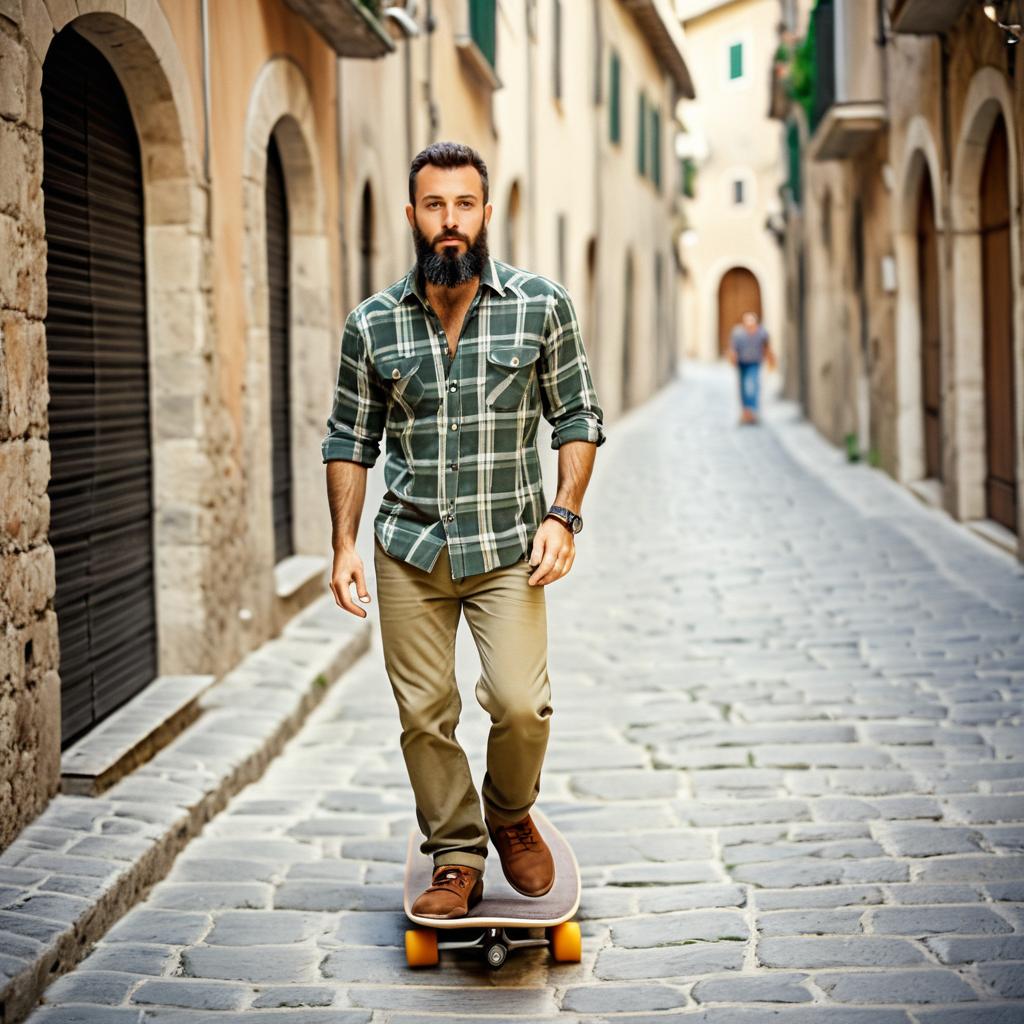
left=266, top=134, right=294, bottom=562
left=42, top=27, right=158, bottom=746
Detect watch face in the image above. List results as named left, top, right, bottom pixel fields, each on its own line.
left=572, top=515, right=583, bottom=533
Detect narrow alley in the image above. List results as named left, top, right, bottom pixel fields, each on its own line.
left=26, top=365, right=1024, bottom=1022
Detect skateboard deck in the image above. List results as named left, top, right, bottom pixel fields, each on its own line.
left=403, top=809, right=582, bottom=967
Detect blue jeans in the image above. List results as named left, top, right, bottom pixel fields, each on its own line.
left=737, top=361, right=761, bottom=412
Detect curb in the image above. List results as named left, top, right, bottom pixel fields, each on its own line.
left=0, top=596, right=371, bottom=1024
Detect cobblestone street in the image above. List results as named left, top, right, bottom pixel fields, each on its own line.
left=27, top=364, right=1024, bottom=1022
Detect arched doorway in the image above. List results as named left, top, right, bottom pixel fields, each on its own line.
left=717, top=266, right=762, bottom=357
left=917, top=169, right=942, bottom=481
left=980, top=115, right=1017, bottom=532
left=585, top=236, right=597, bottom=373
left=266, top=132, right=294, bottom=564
left=42, top=25, right=157, bottom=745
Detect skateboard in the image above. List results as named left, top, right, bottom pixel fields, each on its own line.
left=403, top=809, right=582, bottom=969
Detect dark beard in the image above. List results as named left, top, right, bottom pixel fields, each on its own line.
left=412, top=219, right=489, bottom=289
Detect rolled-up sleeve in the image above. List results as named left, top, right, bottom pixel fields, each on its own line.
left=538, top=285, right=607, bottom=450
left=321, top=311, right=387, bottom=467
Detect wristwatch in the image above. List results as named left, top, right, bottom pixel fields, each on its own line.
left=544, top=504, right=583, bottom=534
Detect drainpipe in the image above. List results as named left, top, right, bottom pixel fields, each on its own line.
left=526, top=0, right=537, bottom=266
left=336, top=57, right=350, bottom=317
left=200, top=0, right=212, bottom=238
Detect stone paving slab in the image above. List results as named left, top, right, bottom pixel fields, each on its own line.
left=19, top=363, right=1024, bottom=1021
left=1, top=598, right=369, bottom=1024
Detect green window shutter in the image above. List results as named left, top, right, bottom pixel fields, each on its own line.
left=470, top=0, right=497, bottom=68
left=637, top=92, right=647, bottom=176
left=651, top=106, right=661, bottom=190
left=786, top=118, right=802, bottom=205
left=609, top=51, right=621, bottom=143
left=729, top=41, right=743, bottom=80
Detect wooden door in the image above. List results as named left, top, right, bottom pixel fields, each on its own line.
left=718, top=267, right=762, bottom=356
left=266, top=133, right=294, bottom=563
left=980, top=116, right=1017, bottom=532
left=42, top=27, right=157, bottom=745
left=917, top=171, right=942, bottom=480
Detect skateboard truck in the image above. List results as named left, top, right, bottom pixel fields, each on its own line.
left=405, top=922, right=581, bottom=969
left=403, top=810, right=582, bottom=969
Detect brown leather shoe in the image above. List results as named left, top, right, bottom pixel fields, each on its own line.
left=486, top=813, right=555, bottom=897
left=410, top=864, right=483, bottom=919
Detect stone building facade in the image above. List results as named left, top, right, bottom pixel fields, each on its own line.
left=0, top=0, right=694, bottom=850
left=773, top=0, right=1024, bottom=561
left=677, top=0, right=787, bottom=364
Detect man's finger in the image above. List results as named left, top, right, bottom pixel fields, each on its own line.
left=529, top=533, right=546, bottom=568
left=352, top=566, right=372, bottom=604
left=334, top=573, right=367, bottom=618
left=530, top=545, right=566, bottom=586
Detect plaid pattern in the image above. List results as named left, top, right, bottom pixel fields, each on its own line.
left=322, top=255, right=607, bottom=579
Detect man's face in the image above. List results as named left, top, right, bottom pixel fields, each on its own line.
left=742, top=313, right=758, bottom=331
left=406, top=163, right=492, bottom=289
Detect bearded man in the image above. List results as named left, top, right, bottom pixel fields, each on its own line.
left=322, top=141, right=605, bottom=919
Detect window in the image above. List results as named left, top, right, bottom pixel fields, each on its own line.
left=609, top=50, right=621, bottom=143
left=728, top=40, right=743, bottom=81
left=650, top=105, right=661, bottom=190
left=732, top=178, right=745, bottom=205
left=680, top=156, right=697, bottom=198
left=637, top=91, right=647, bottom=177
left=553, top=0, right=562, bottom=101
left=469, top=0, right=496, bottom=69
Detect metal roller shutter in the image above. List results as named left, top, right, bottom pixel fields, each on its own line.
left=266, top=134, right=294, bottom=562
left=42, top=27, right=158, bottom=746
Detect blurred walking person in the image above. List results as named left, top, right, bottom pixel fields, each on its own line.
left=727, top=311, right=775, bottom=425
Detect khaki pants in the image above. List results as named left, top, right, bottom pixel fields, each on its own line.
left=373, top=535, right=552, bottom=872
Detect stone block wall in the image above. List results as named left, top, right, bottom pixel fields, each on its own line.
left=0, top=14, right=60, bottom=849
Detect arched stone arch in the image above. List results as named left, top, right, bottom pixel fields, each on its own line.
left=705, top=258, right=767, bottom=359
left=35, top=5, right=222, bottom=676
left=241, top=56, right=334, bottom=636
left=893, top=116, right=946, bottom=486
left=949, top=66, right=1023, bottom=544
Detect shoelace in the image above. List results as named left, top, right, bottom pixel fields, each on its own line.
left=428, top=867, right=471, bottom=892
left=496, top=820, right=539, bottom=854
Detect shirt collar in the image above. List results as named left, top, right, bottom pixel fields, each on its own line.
left=400, top=254, right=506, bottom=306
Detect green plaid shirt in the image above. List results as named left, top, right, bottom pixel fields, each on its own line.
left=322, top=255, right=606, bottom=579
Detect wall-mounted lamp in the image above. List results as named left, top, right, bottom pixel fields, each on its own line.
left=383, top=0, right=420, bottom=37
left=983, top=1, right=1023, bottom=44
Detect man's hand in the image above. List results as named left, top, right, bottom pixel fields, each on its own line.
left=728, top=350, right=738, bottom=366
left=528, top=518, right=576, bottom=586
left=330, top=546, right=372, bottom=617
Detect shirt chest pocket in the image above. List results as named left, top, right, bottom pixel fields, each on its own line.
left=380, top=355, right=437, bottom=414
left=485, top=345, right=541, bottom=411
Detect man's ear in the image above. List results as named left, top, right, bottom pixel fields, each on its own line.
left=484, top=202, right=492, bottom=226
left=405, top=203, right=414, bottom=228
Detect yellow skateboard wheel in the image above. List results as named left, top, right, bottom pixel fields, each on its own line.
left=549, top=921, right=581, bottom=962
left=405, top=928, right=439, bottom=967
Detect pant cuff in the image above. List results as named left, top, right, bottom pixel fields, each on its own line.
left=435, top=851, right=486, bottom=872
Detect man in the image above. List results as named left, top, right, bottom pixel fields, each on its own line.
left=727, top=310, right=776, bottom=425
left=321, top=142, right=606, bottom=920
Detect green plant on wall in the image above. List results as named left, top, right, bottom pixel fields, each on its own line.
left=789, top=25, right=816, bottom=130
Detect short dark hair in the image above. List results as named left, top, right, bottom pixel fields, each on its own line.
left=409, top=141, right=489, bottom=206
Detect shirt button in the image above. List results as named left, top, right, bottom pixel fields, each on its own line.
left=451, top=423, right=458, bottom=430
left=450, top=461, right=457, bottom=469
left=511, top=356, right=519, bottom=366
left=449, top=384, right=457, bottom=392
left=391, top=368, right=401, bottom=379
